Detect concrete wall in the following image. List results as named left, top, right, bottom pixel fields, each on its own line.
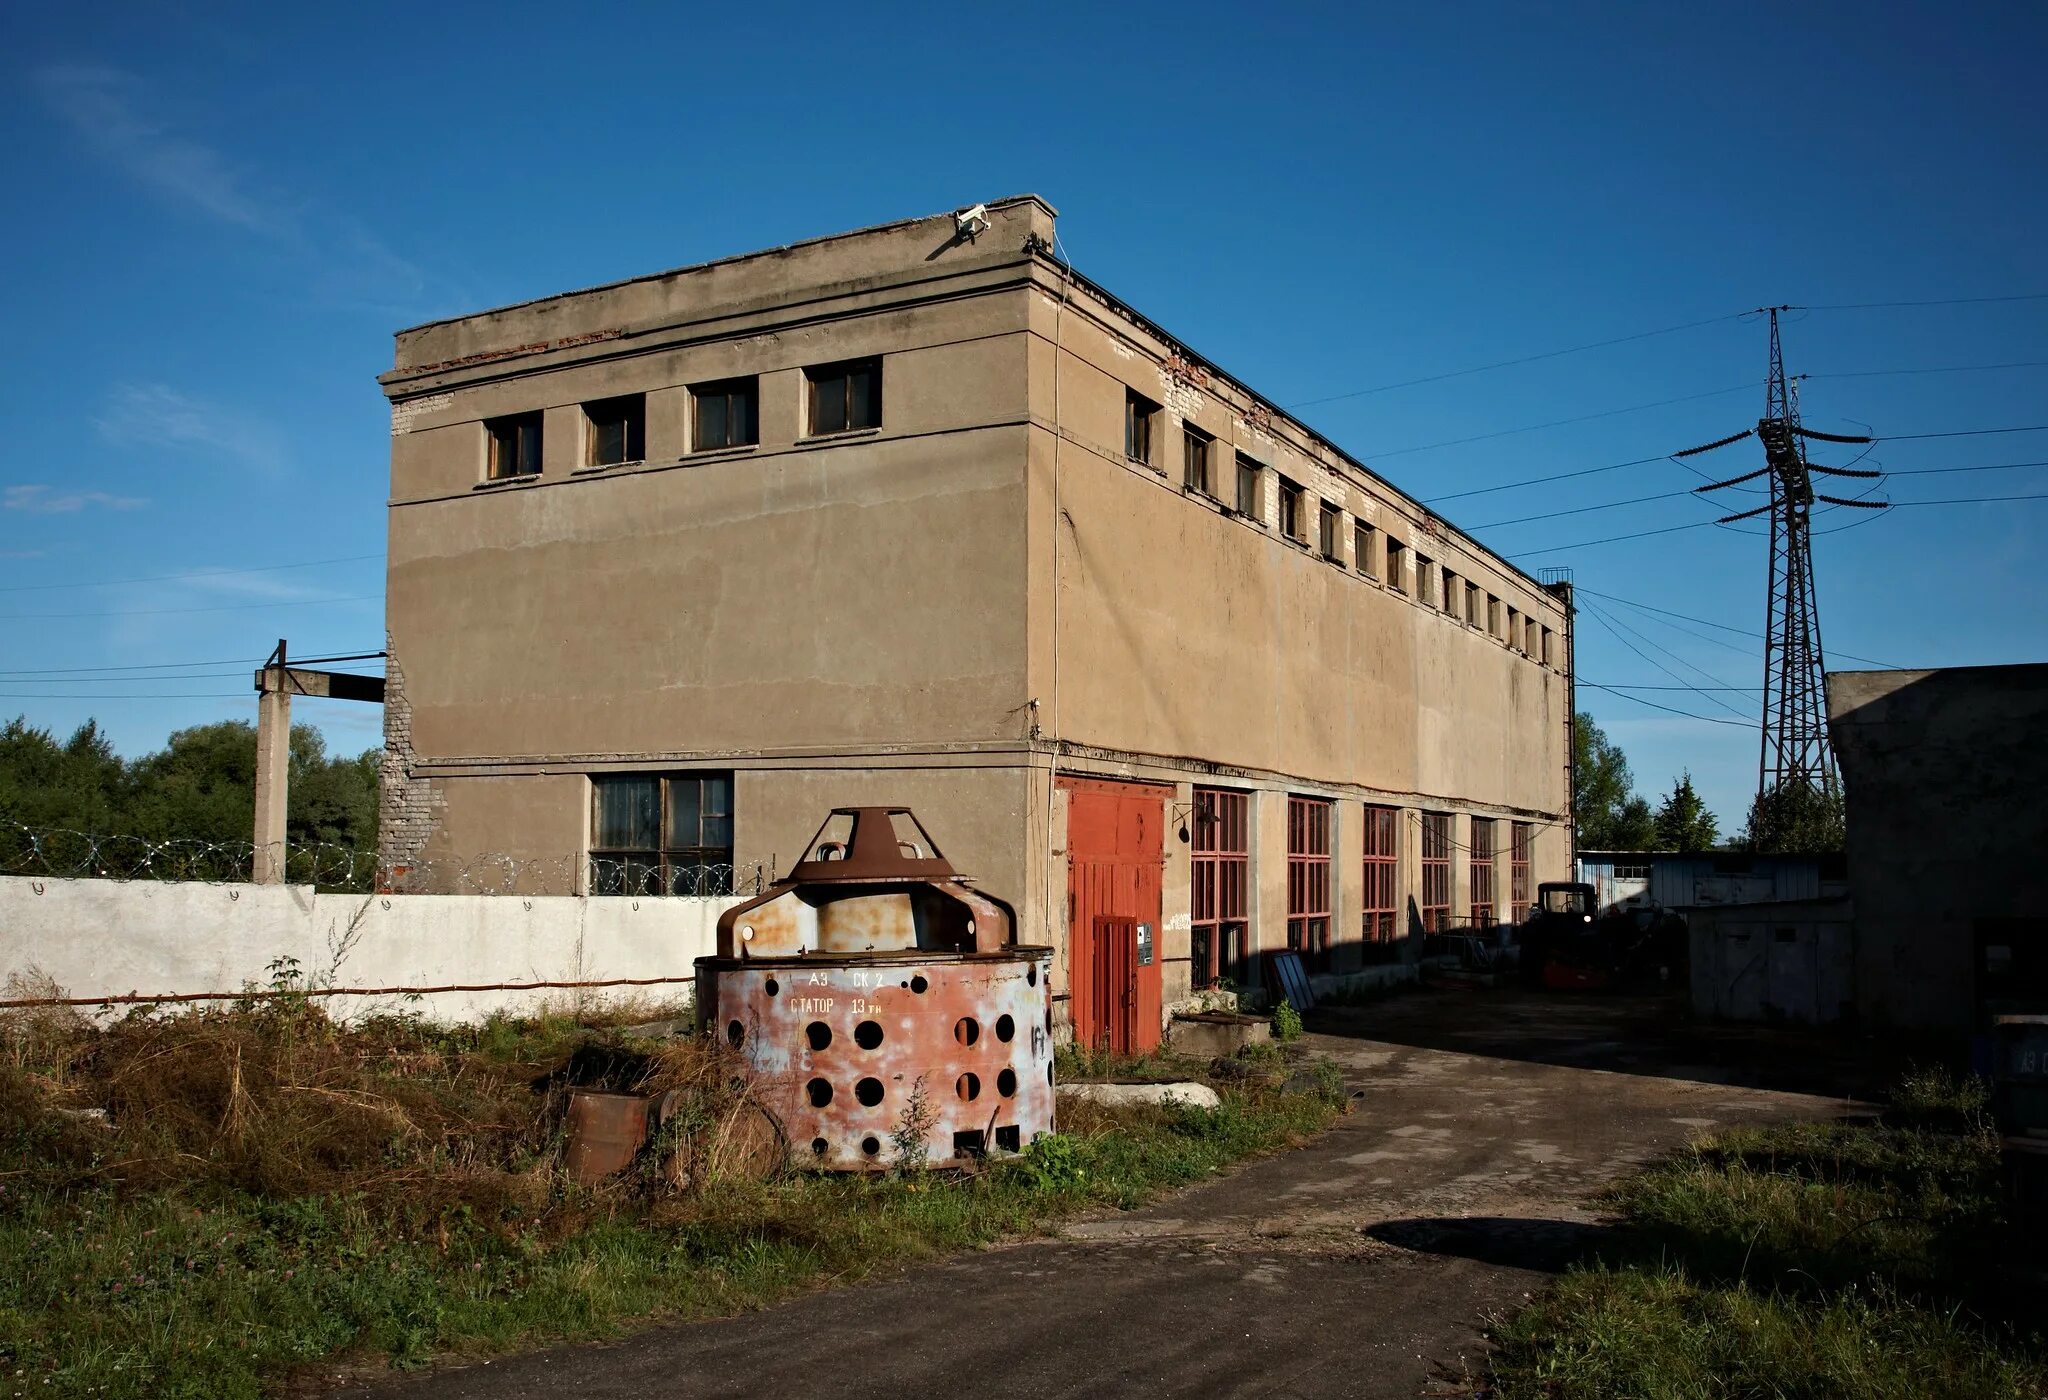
left=0, top=876, right=741, bottom=1024
left=1689, top=898, right=1856, bottom=1025
left=1829, top=664, right=2048, bottom=1032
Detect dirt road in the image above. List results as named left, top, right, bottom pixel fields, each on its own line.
left=335, top=989, right=1861, bottom=1399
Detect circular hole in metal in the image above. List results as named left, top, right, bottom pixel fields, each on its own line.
left=956, top=1072, right=981, bottom=1101
left=1027, top=963, right=1038, bottom=987
left=855, top=1077, right=885, bottom=1107
left=910, top=975, right=929, bottom=994
left=995, top=1014, right=1015, bottom=1043
left=997, top=1068, right=1018, bottom=1098
left=1048, top=1063, right=1055, bottom=1086
left=811, top=1137, right=828, bottom=1156
left=765, top=978, right=779, bottom=997
left=806, top=1021, right=832, bottom=1052
left=954, top=1017, right=980, bottom=1047
left=861, top=1136, right=881, bottom=1157
left=806, top=1078, right=833, bottom=1107
left=854, top=1020, right=885, bottom=1050
left=726, top=1020, right=745, bottom=1047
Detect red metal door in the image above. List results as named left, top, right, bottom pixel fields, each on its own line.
left=1062, top=777, right=1168, bottom=1054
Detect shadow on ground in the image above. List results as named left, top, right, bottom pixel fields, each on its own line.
left=1307, top=986, right=1926, bottom=1100
left=1364, top=1216, right=1612, bottom=1274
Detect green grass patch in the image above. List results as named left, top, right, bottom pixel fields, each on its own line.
left=1490, top=1069, right=2047, bottom=1399
left=0, top=998, right=1344, bottom=1397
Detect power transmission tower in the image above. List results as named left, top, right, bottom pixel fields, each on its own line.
left=1682, top=308, right=1888, bottom=809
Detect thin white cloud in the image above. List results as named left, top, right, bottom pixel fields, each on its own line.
left=34, top=65, right=281, bottom=234
left=95, top=383, right=287, bottom=475
left=4, top=485, right=148, bottom=515
left=34, top=64, right=428, bottom=308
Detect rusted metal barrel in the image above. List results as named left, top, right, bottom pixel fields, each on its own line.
left=563, top=1088, right=652, bottom=1183
left=697, top=807, right=1053, bottom=1171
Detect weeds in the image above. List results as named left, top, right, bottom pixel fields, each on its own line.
left=1270, top=999, right=1303, bottom=1042
left=1490, top=1071, right=2045, bottom=1399
left=0, top=998, right=1345, bottom=1397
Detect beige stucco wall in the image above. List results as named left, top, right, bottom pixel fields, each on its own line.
left=379, top=195, right=1572, bottom=1001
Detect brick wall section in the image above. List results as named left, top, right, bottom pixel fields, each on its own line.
left=378, top=642, right=445, bottom=880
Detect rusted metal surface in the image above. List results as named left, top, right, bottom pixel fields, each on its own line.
left=564, top=1089, right=651, bottom=1183
left=699, top=808, right=1053, bottom=1170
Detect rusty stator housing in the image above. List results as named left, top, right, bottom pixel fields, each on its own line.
left=696, top=808, right=1054, bottom=1171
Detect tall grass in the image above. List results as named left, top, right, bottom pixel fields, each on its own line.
left=0, top=997, right=1344, bottom=1397
left=1490, top=1069, right=2046, bottom=1399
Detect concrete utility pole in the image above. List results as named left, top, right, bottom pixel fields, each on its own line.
left=251, top=640, right=387, bottom=885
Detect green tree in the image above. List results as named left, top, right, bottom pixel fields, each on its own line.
left=0, top=718, right=127, bottom=832
left=1573, top=712, right=1655, bottom=849
left=1742, top=779, right=1846, bottom=854
left=1653, top=771, right=1719, bottom=852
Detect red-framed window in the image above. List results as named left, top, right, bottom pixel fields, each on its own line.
left=1362, top=804, right=1398, bottom=942
left=1511, top=821, right=1533, bottom=922
left=1287, top=796, right=1333, bottom=970
left=1420, top=812, right=1452, bottom=932
left=1190, top=788, right=1249, bottom=986
left=1470, top=817, right=1497, bottom=925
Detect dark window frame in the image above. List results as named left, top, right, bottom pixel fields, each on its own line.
left=1183, top=424, right=1213, bottom=495
left=691, top=376, right=760, bottom=452
left=1234, top=453, right=1264, bottom=522
left=589, top=771, right=735, bottom=896
left=1355, top=521, right=1378, bottom=578
left=806, top=358, right=882, bottom=436
left=1278, top=476, right=1305, bottom=541
left=1125, top=389, right=1160, bottom=466
left=1417, top=555, right=1437, bottom=609
left=486, top=411, right=544, bottom=480
left=1511, top=821, right=1533, bottom=921
left=1385, top=536, right=1407, bottom=592
left=583, top=395, right=646, bottom=468
left=1190, top=787, right=1250, bottom=988
left=1318, top=501, right=1342, bottom=560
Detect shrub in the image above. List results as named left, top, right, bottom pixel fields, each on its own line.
left=1271, top=999, right=1303, bottom=1042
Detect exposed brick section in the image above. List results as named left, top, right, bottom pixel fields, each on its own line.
left=378, top=641, right=445, bottom=884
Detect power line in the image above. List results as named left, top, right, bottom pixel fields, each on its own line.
left=1579, top=601, right=1756, bottom=720
left=0, top=691, right=251, bottom=701
left=1808, top=360, right=2048, bottom=382
left=1880, top=424, right=2048, bottom=442
left=0, top=552, right=384, bottom=595
left=1577, top=587, right=1899, bottom=669
left=0, top=594, right=381, bottom=621
left=0, top=650, right=384, bottom=678
left=1368, top=384, right=1754, bottom=460
left=1587, top=681, right=1752, bottom=691
left=1578, top=680, right=1757, bottom=728
left=1799, top=293, right=2048, bottom=310
left=1504, top=489, right=2047, bottom=557
left=1285, top=310, right=1752, bottom=410
left=1423, top=454, right=1666, bottom=505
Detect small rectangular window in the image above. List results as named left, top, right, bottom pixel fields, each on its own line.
left=1278, top=477, right=1305, bottom=540
left=486, top=412, right=544, bottom=480
left=1418, top=556, right=1437, bottom=608
left=1235, top=454, right=1263, bottom=521
left=1355, top=521, right=1377, bottom=577
left=584, top=395, right=646, bottom=467
left=692, top=377, right=759, bottom=451
left=1466, top=582, right=1482, bottom=627
left=590, top=771, right=734, bottom=896
left=1183, top=425, right=1212, bottom=494
left=1488, top=595, right=1502, bottom=638
left=1507, top=605, right=1521, bottom=650
left=1125, top=390, right=1159, bottom=465
left=1541, top=627, right=1555, bottom=666
left=807, top=358, right=881, bottom=435
left=1442, top=570, right=1460, bottom=617
left=1385, top=536, right=1406, bottom=592
left=1318, top=502, right=1341, bottom=560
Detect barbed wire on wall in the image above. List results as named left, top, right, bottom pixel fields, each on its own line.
left=0, top=821, right=768, bottom=898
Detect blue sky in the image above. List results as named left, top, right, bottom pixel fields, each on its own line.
left=1, top=1, right=2042, bottom=830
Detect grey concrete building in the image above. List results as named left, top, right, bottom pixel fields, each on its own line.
left=1828, top=663, right=2048, bottom=1033
left=377, top=196, right=1574, bottom=1048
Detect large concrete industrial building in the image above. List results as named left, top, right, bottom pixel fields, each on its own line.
left=377, top=195, right=1574, bottom=1049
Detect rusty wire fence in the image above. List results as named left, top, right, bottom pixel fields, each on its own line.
left=0, top=820, right=768, bottom=897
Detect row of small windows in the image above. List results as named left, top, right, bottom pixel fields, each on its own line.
left=483, top=359, right=882, bottom=481
left=1128, top=389, right=1556, bottom=665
